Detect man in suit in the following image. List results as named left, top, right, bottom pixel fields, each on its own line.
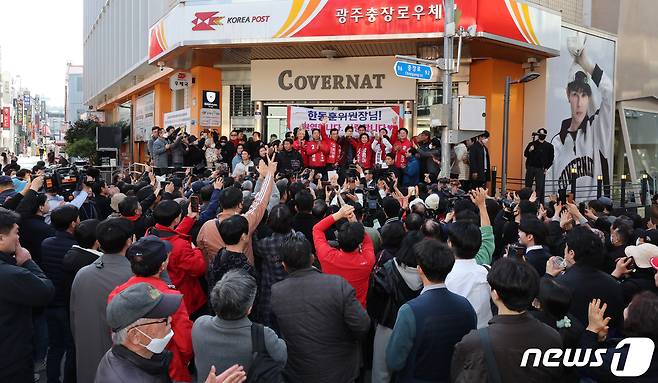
left=518, top=217, right=552, bottom=276
left=271, top=236, right=370, bottom=383
left=386, top=239, right=477, bottom=382
left=452, top=259, right=563, bottom=382
left=546, top=225, right=625, bottom=336
left=469, top=131, right=491, bottom=189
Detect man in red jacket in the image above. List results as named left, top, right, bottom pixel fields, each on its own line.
left=306, top=128, right=326, bottom=173
left=148, top=200, right=207, bottom=318
left=312, top=204, right=375, bottom=307
left=390, top=125, right=413, bottom=169
left=108, top=236, right=194, bottom=383
left=321, top=127, right=341, bottom=170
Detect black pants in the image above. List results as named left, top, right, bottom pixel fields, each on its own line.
left=525, top=166, right=546, bottom=201
left=46, top=307, right=76, bottom=383
left=0, top=358, right=33, bottom=383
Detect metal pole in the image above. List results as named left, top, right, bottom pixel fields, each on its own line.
left=501, top=76, right=511, bottom=196
left=440, top=0, right=455, bottom=178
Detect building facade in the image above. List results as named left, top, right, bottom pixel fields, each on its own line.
left=65, top=64, right=86, bottom=123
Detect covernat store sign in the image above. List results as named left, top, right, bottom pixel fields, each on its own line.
left=149, top=0, right=561, bottom=61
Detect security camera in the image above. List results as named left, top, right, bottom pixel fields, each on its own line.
left=160, top=66, right=166, bottom=72
left=467, top=24, right=477, bottom=38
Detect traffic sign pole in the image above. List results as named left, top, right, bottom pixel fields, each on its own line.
left=441, top=0, right=455, bottom=178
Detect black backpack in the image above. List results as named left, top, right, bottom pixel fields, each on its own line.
left=246, top=323, right=283, bottom=383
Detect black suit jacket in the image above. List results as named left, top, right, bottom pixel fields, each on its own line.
left=468, top=141, right=490, bottom=181
left=554, top=264, right=624, bottom=335
left=525, top=246, right=553, bottom=276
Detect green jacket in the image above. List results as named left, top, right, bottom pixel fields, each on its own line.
left=475, top=225, right=494, bottom=265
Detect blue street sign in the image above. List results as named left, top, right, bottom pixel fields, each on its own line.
left=394, top=61, right=433, bottom=80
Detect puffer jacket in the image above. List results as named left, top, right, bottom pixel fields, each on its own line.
left=366, top=258, right=422, bottom=329
left=148, top=216, right=207, bottom=314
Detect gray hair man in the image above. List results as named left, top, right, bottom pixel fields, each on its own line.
left=95, top=282, right=182, bottom=383
left=192, top=269, right=287, bottom=382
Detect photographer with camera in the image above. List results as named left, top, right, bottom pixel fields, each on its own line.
left=165, top=126, right=186, bottom=169
left=231, top=150, right=254, bottom=178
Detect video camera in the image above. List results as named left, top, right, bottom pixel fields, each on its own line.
left=43, top=166, right=92, bottom=195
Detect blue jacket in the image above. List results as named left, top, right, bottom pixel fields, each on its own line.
left=41, top=231, right=77, bottom=307
left=402, top=156, right=420, bottom=188
left=387, top=286, right=476, bottom=382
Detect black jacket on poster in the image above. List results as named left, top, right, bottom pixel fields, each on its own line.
left=0, top=252, right=54, bottom=379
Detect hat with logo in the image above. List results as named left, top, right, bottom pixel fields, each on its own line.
left=643, top=229, right=658, bottom=247
left=110, top=193, right=127, bottom=212
left=536, top=128, right=548, bottom=136
left=125, top=236, right=172, bottom=273
left=625, top=243, right=658, bottom=269
left=425, top=194, right=440, bottom=210
left=106, top=282, right=182, bottom=331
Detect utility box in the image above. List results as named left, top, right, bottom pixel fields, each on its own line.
left=453, top=96, right=486, bottom=132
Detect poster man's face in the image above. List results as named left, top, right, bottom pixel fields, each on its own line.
left=568, top=90, right=590, bottom=122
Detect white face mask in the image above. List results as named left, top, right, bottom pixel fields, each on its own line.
left=137, top=329, right=174, bottom=354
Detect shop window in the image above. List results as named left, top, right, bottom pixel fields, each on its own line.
left=624, top=109, right=658, bottom=193
left=230, top=85, right=253, bottom=117
left=416, top=83, right=458, bottom=130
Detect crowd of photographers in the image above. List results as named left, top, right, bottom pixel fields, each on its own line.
left=1, top=121, right=658, bottom=383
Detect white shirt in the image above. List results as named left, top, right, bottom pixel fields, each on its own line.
left=420, top=283, right=445, bottom=295
left=445, top=258, right=493, bottom=329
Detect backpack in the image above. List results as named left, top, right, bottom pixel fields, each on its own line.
left=246, top=323, right=283, bottom=383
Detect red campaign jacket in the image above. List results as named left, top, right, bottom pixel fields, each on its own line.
left=148, top=216, right=207, bottom=314
left=320, top=127, right=341, bottom=164
left=306, top=140, right=326, bottom=168
left=350, top=138, right=374, bottom=169
left=293, top=139, right=308, bottom=167
left=312, top=215, right=375, bottom=307
left=108, top=276, right=193, bottom=383
left=320, top=139, right=341, bottom=164
left=390, top=125, right=412, bottom=168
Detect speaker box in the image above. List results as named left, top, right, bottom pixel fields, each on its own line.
left=97, top=126, right=122, bottom=149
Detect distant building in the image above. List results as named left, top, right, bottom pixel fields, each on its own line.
left=65, top=63, right=85, bottom=123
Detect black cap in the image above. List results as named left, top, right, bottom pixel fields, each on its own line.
left=536, top=128, right=548, bottom=136
left=125, top=236, right=172, bottom=272
left=106, top=282, right=182, bottom=331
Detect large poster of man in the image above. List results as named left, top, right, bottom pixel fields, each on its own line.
left=546, top=27, right=616, bottom=200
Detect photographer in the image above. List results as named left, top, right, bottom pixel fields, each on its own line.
left=232, top=150, right=254, bottom=178
left=166, top=126, right=186, bottom=169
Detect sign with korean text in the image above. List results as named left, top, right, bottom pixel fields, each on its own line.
left=149, top=0, right=561, bottom=61
left=288, top=105, right=401, bottom=134
left=200, top=108, right=221, bottom=127
left=163, top=108, right=191, bottom=132
left=394, top=61, right=433, bottom=80
left=252, top=56, right=415, bottom=101
left=169, top=72, right=192, bottom=91
left=134, top=92, right=154, bottom=142
left=1, top=107, right=10, bottom=129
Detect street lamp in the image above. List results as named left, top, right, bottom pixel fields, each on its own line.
left=501, top=72, right=541, bottom=196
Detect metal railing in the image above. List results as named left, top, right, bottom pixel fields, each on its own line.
left=489, top=167, right=656, bottom=209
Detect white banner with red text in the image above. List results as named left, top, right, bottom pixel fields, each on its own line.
left=287, top=105, right=401, bottom=135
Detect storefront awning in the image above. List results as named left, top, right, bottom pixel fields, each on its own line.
left=149, top=0, right=561, bottom=64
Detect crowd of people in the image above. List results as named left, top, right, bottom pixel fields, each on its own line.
left=1, top=121, right=658, bottom=383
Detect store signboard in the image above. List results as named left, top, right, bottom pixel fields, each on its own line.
left=170, top=72, right=192, bottom=91
left=288, top=105, right=401, bottom=134
left=202, top=91, right=220, bottom=109
left=545, top=26, right=616, bottom=201
left=252, top=56, right=415, bottom=101
left=134, top=92, right=155, bottom=142
left=149, top=0, right=561, bottom=61
left=1, top=107, right=10, bottom=129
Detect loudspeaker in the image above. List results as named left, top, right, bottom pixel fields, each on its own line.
left=97, top=126, right=122, bottom=149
